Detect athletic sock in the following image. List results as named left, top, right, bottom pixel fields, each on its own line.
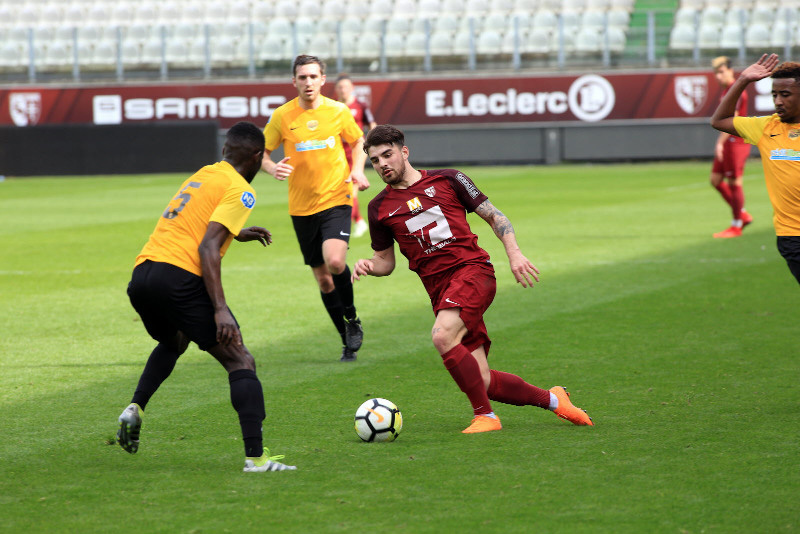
left=331, top=266, right=356, bottom=320
left=131, top=343, right=181, bottom=410
left=228, top=369, right=265, bottom=458
left=320, top=289, right=347, bottom=345
left=441, top=344, right=492, bottom=416
left=486, top=370, right=551, bottom=409
left=715, top=181, right=733, bottom=206
left=729, top=183, right=744, bottom=221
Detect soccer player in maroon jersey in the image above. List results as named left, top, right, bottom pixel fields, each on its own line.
left=352, top=125, right=594, bottom=433
left=710, top=56, right=754, bottom=238
left=335, top=74, right=376, bottom=239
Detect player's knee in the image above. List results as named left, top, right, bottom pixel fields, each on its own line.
left=431, top=327, right=458, bottom=353
left=326, top=257, right=346, bottom=275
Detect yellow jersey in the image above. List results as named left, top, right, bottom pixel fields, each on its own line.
left=263, top=96, right=364, bottom=216
left=135, top=161, right=257, bottom=276
left=734, top=114, right=800, bottom=236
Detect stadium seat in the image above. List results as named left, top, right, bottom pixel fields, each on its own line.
left=575, top=28, right=601, bottom=52
left=429, top=31, right=453, bottom=55
left=509, top=11, right=533, bottom=33
left=775, top=6, right=799, bottom=26
left=17, top=5, right=40, bottom=26
left=267, top=18, right=293, bottom=39
left=724, top=7, right=748, bottom=27
left=669, top=24, right=696, bottom=50
left=604, top=26, right=626, bottom=52
left=674, top=8, right=698, bottom=28
left=205, top=3, right=228, bottom=23
left=610, top=0, right=634, bottom=10
left=294, top=17, right=316, bottom=43
left=0, top=42, right=21, bottom=68
left=126, top=24, right=153, bottom=45
left=700, top=6, right=725, bottom=28
left=770, top=22, right=793, bottom=47
left=183, top=5, right=207, bottom=24
left=159, top=2, right=181, bottom=24
left=363, top=16, right=388, bottom=34
left=441, top=0, right=464, bottom=13
left=63, top=5, right=85, bottom=27
left=607, top=9, right=630, bottom=28
left=340, top=16, right=364, bottom=37
left=369, top=0, right=395, bottom=17
left=259, top=34, right=289, bottom=61
left=317, top=18, right=340, bottom=35
left=745, top=23, right=770, bottom=48
left=141, top=38, right=165, bottom=65
left=525, top=28, right=552, bottom=54
left=586, top=0, right=611, bottom=10
left=323, top=0, right=348, bottom=18
left=750, top=6, right=774, bottom=26
left=452, top=32, right=474, bottom=55
left=355, top=33, right=382, bottom=58
left=465, top=0, right=491, bottom=16
left=491, top=0, right=516, bottom=12
left=561, top=10, right=582, bottom=32
left=393, top=0, right=418, bottom=18
left=166, top=40, right=189, bottom=66
left=299, top=0, right=323, bottom=18
left=274, top=0, right=299, bottom=18
left=305, top=34, right=333, bottom=58
left=187, top=39, right=208, bottom=66
left=532, top=10, right=559, bottom=31
left=515, top=0, right=539, bottom=10
left=697, top=23, right=720, bottom=48
left=346, top=0, right=371, bottom=17
left=418, top=0, right=442, bottom=16
left=252, top=1, right=274, bottom=21
left=403, top=32, right=428, bottom=57
left=120, top=41, right=141, bottom=65
left=481, top=12, right=509, bottom=33
left=434, top=14, right=460, bottom=33
left=719, top=25, right=744, bottom=49
left=227, top=1, right=252, bottom=22
left=0, top=5, right=18, bottom=27
left=383, top=33, right=405, bottom=56
left=92, top=41, right=118, bottom=68
left=476, top=31, right=503, bottom=55
left=563, top=0, right=587, bottom=12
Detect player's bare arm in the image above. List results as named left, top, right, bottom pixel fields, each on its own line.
left=712, top=53, right=779, bottom=135
left=261, top=148, right=293, bottom=180
left=348, top=137, right=370, bottom=191
left=353, top=246, right=396, bottom=281
left=235, top=226, right=272, bottom=247
left=199, top=222, right=242, bottom=347
left=475, top=199, right=540, bottom=288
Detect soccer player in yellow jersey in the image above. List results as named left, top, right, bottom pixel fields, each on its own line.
left=117, top=122, right=296, bottom=472
left=261, top=55, right=370, bottom=362
left=712, top=53, right=800, bottom=284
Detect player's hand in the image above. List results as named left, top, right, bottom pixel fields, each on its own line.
left=273, top=157, right=293, bottom=181
left=741, top=53, right=780, bottom=82
left=215, top=308, right=242, bottom=346
left=348, top=170, right=370, bottom=191
left=352, top=259, right=374, bottom=282
left=714, top=142, right=724, bottom=161
left=508, top=250, right=540, bottom=288
left=236, top=226, right=272, bottom=246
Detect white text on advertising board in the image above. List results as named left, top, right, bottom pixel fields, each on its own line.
left=93, top=95, right=286, bottom=124
left=424, top=75, right=615, bottom=122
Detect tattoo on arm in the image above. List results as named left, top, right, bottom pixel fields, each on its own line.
left=475, top=200, right=515, bottom=237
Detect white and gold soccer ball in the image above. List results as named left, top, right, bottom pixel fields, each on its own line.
left=354, top=398, right=403, bottom=442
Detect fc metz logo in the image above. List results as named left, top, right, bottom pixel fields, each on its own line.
left=424, top=186, right=436, bottom=197
left=9, top=92, right=42, bottom=126
left=674, top=76, right=708, bottom=115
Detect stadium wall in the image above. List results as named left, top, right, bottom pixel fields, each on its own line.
left=0, top=122, right=218, bottom=176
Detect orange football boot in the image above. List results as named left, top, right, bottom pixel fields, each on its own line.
left=462, top=414, right=502, bottom=434
left=550, top=386, right=594, bottom=426
left=713, top=226, right=742, bottom=238
left=741, top=211, right=753, bottom=228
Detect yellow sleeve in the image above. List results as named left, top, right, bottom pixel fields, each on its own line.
left=209, top=186, right=256, bottom=237
left=733, top=115, right=772, bottom=145
left=263, top=109, right=283, bottom=151
left=340, top=106, right=365, bottom=145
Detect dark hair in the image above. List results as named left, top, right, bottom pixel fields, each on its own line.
left=364, top=124, right=404, bottom=153
left=335, top=73, right=351, bottom=83
left=293, top=54, right=326, bottom=76
left=772, top=62, right=800, bottom=85
left=226, top=121, right=265, bottom=151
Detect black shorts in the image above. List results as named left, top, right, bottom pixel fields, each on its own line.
left=776, top=236, right=800, bottom=285
left=291, top=205, right=352, bottom=267
left=127, top=260, right=239, bottom=350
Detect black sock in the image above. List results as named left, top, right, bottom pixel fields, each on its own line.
left=331, top=266, right=357, bottom=320
left=131, top=343, right=181, bottom=411
left=228, top=369, right=265, bottom=458
left=320, top=289, right=346, bottom=345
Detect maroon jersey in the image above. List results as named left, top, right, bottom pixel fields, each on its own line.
left=343, top=99, right=375, bottom=166
left=368, top=169, right=491, bottom=279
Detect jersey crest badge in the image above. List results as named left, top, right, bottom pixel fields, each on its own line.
left=789, top=129, right=800, bottom=139
left=307, top=120, right=319, bottom=131
left=424, top=186, right=436, bottom=197
left=406, top=197, right=423, bottom=213
left=240, top=192, right=256, bottom=209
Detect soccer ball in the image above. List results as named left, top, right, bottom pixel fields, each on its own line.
left=354, top=398, right=403, bottom=442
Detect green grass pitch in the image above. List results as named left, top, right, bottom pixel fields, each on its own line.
left=0, top=160, right=797, bottom=532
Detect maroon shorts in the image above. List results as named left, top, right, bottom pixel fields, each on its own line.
left=711, top=142, right=751, bottom=178
left=422, top=262, right=496, bottom=355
